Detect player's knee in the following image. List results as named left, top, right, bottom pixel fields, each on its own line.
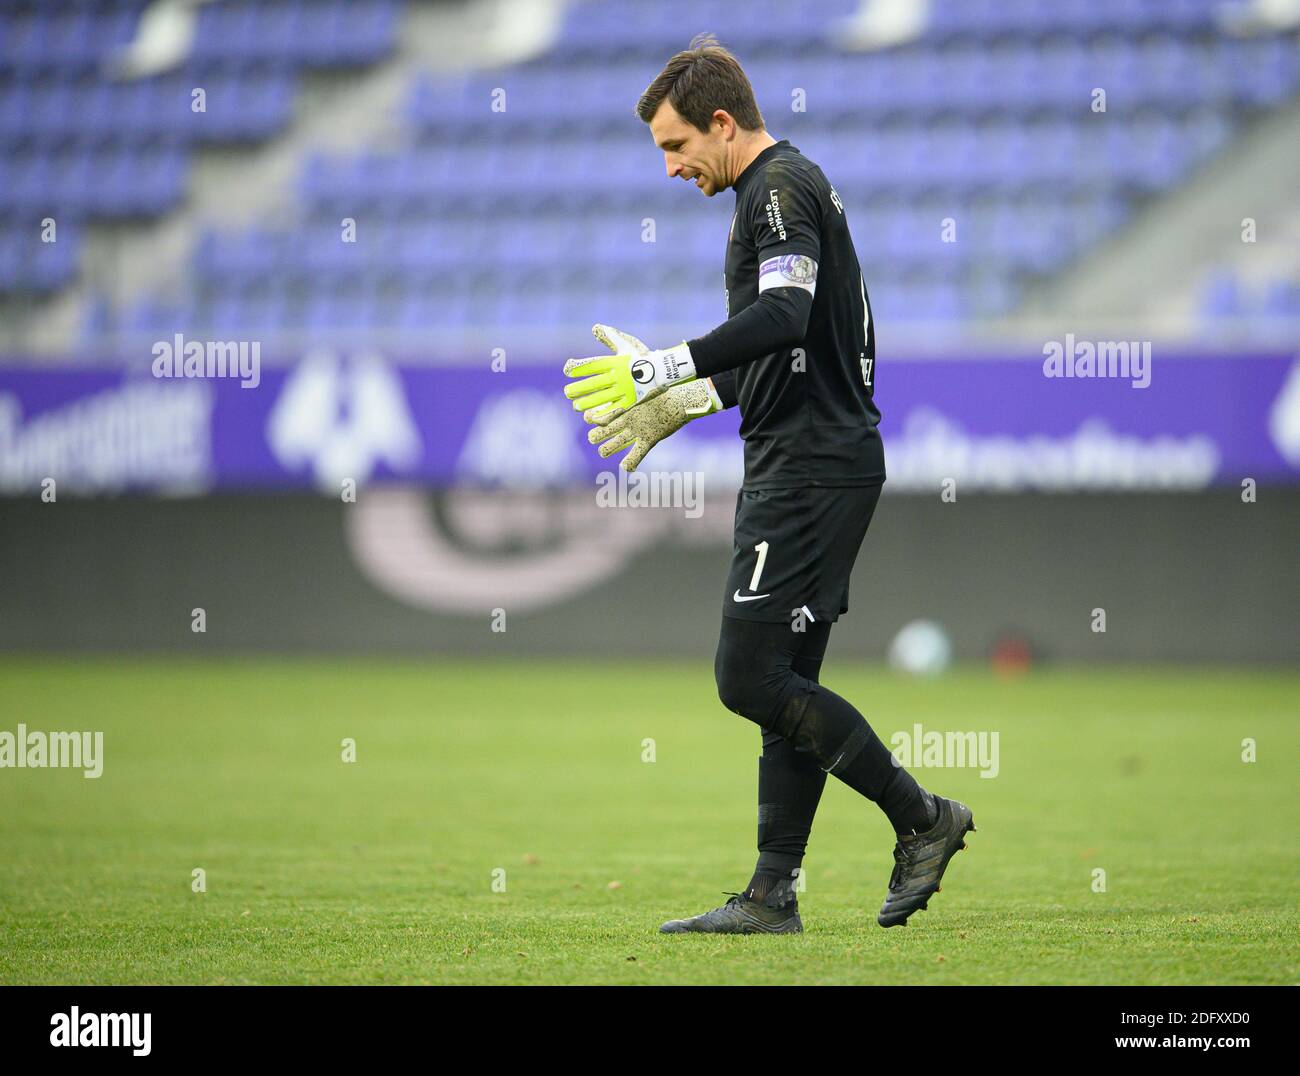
left=714, top=644, right=760, bottom=719
left=714, top=643, right=795, bottom=726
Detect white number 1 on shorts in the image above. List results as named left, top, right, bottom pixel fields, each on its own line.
left=750, top=541, right=770, bottom=592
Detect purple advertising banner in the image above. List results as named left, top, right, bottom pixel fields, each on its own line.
left=1, top=349, right=1298, bottom=493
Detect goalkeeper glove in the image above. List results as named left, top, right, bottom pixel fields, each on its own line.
left=563, top=323, right=697, bottom=415
left=586, top=377, right=724, bottom=473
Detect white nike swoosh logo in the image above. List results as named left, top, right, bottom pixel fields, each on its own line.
left=732, top=590, right=771, bottom=603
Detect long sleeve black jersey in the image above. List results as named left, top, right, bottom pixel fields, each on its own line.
left=689, top=140, right=885, bottom=490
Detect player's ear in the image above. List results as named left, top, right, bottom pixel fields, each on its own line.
left=713, top=110, right=735, bottom=140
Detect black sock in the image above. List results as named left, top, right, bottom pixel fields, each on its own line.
left=780, top=684, right=937, bottom=834
left=877, top=772, right=938, bottom=836
left=743, top=868, right=795, bottom=906
left=749, top=730, right=825, bottom=904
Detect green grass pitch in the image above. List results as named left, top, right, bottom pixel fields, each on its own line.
left=0, top=658, right=1295, bottom=985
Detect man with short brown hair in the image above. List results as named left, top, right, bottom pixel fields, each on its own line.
left=563, top=35, right=975, bottom=934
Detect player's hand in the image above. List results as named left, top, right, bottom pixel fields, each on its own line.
left=563, top=323, right=697, bottom=415
left=586, top=378, right=723, bottom=473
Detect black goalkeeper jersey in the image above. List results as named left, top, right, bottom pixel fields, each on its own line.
left=689, top=140, right=885, bottom=491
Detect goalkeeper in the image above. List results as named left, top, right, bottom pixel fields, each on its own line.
left=563, top=36, right=975, bottom=933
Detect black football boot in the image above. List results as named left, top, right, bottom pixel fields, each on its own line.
left=877, top=795, right=976, bottom=928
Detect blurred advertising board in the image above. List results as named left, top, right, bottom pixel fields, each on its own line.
left=2, top=350, right=1298, bottom=494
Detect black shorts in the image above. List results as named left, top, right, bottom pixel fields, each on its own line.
left=723, top=483, right=883, bottom=625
